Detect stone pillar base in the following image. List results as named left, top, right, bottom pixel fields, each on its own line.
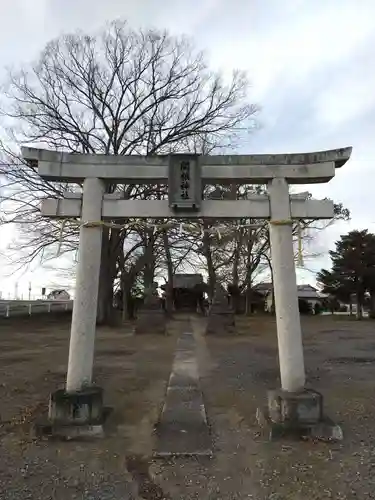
left=35, top=387, right=105, bottom=440
left=135, top=310, right=167, bottom=335
left=256, top=388, right=343, bottom=442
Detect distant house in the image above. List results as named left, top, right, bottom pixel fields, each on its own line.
left=254, top=282, right=325, bottom=312
left=47, top=289, right=70, bottom=301
left=227, top=285, right=265, bottom=314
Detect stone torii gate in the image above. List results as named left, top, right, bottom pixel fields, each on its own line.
left=22, top=146, right=351, bottom=438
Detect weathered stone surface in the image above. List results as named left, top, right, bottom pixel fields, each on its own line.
left=155, top=330, right=211, bottom=457
left=256, top=388, right=342, bottom=442
left=307, top=418, right=343, bottom=441
left=206, top=285, right=235, bottom=335
left=135, top=310, right=166, bottom=335
left=35, top=386, right=106, bottom=441
left=66, top=178, right=105, bottom=393
left=49, top=386, right=104, bottom=425
left=24, top=145, right=352, bottom=184
left=268, top=388, right=323, bottom=425
left=35, top=423, right=105, bottom=441
left=205, top=312, right=235, bottom=335
left=143, top=282, right=161, bottom=308
left=256, top=406, right=343, bottom=442
left=209, top=284, right=228, bottom=309
left=135, top=282, right=167, bottom=334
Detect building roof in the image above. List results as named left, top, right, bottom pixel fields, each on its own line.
left=47, top=289, right=70, bottom=299
left=254, top=282, right=322, bottom=299
left=296, top=285, right=321, bottom=299
left=254, top=282, right=272, bottom=292
left=161, top=274, right=204, bottom=289
left=174, top=274, right=203, bottom=288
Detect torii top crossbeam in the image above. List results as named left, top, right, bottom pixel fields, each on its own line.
left=22, top=147, right=352, bottom=184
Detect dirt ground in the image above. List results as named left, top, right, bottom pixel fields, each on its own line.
left=1, top=313, right=375, bottom=499
left=0, top=313, right=177, bottom=499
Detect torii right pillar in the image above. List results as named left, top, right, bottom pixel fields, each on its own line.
left=257, top=177, right=343, bottom=441
left=269, top=178, right=306, bottom=393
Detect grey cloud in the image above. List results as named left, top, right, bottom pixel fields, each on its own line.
left=1, top=0, right=374, bottom=290
left=45, top=0, right=219, bottom=35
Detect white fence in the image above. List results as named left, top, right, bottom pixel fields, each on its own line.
left=0, top=300, right=73, bottom=318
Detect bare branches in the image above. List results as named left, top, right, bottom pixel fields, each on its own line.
left=1, top=20, right=259, bottom=285
left=2, top=21, right=258, bottom=155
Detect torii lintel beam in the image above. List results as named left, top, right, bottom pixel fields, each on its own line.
left=41, top=198, right=334, bottom=220
left=21, top=147, right=352, bottom=185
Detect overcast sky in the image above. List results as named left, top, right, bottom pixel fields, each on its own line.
left=0, top=0, right=374, bottom=298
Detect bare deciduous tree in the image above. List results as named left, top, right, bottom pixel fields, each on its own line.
left=1, top=20, right=259, bottom=323
left=197, top=185, right=350, bottom=313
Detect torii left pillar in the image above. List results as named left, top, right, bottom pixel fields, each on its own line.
left=47, top=178, right=106, bottom=439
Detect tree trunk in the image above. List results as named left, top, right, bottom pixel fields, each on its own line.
left=244, top=230, right=254, bottom=316
left=232, top=228, right=243, bottom=314
left=121, top=277, right=134, bottom=320
left=245, top=288, right=253, bottom=315
left=162, top=230, right=174, bottom=315
left=202, top=223, right=216, bottom=300
left=356, top=292, right=363, bottom=320
left=119, top=251, right=150, bottom=319
left=97, top=228, right=120, bottom=325
left=97, top=230, right=113, bottom=325
left=261, top=253, right=275, bottom=314
left=143, top=229, right=156, bottom=289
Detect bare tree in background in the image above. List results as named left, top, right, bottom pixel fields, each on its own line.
left=0, top=20, right=259, bottom=323
left=198, top=185, right=350, bottom=313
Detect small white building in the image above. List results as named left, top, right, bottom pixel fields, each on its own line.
left=47, top=289, right=70, bottom=300
left=255, top=283, right=325, bottom=312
